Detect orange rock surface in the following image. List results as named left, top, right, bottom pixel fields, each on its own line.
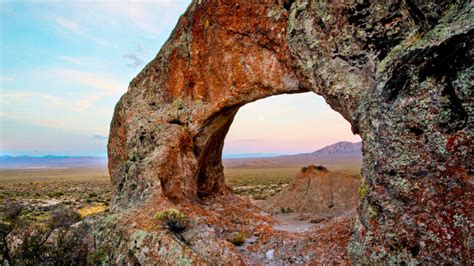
left=102, top=0, right=473, bottom=264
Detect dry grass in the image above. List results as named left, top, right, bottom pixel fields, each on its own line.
left=224, top=164, right=360, bottom=200
left=224, top=167, right=300, bottom=187
left=0, top=163, right=360, bottom=204
left=78, top=204, right=108, bottom=218
left=0, top=168, right=110, bottom=213
left=0, top=167, right=108, bottom=184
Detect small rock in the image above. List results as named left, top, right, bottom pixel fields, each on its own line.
left=265, top=249, right=274, bottom=260
left=310, top=218, right=325, bottom=224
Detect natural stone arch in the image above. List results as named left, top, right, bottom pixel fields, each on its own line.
left=106, top=0, right=472, bottom=264
left=108, top=0, right=368, bottom=205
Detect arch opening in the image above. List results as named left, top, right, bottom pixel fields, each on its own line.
left=192, top=91, right=362, bottom=220
left=185, top=92, right=364, bottom=261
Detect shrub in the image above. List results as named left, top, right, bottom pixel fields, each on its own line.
left=0, top=202, right=23, bottom=263
left=253, top=194, right=268, bottom=200
left=227, top=232, right=246, bottom=246
left=51, top=205, right=81, bottom=228
left=358, top=181, right=369, bottom=198
left=0, top=203, right=85, bottom=265
left=87, top=246, right=110, bottom=265
left=49, top=191, right=64, bottom=198
left=1, top=202, right=23, bottom=221
left=280, top=207, right=293, bottom=213
left=155, top=209, right=189, bottom=233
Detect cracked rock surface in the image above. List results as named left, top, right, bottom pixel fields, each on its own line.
left=94, top=0, right=474, bottom=264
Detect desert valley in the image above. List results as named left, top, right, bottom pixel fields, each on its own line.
left=1, top=141, right=363, bottom=263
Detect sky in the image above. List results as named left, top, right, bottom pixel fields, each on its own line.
left=0, top=0, right=359, bottom=157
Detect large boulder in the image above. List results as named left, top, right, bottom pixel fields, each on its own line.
left=260, top=165, right=360, bottom=214
left=100, top=0, right=473, bottom=264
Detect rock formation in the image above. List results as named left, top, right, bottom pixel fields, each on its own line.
left=260, top=165, right=360, bottom=214
left=101, top=0, right=472, bottom=264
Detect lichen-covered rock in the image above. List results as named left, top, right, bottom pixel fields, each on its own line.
left=101, top=0, right=473, bottom=264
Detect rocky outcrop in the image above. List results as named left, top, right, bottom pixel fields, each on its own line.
left=260, top=165, right=359, bottom=214
left=101, top=0, right=473, bottom=264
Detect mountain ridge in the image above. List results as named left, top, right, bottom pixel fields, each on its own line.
left=0, top=141, right=361, bottom=169
left=290, top=141, right=361, bottom=157
left=0, top=155, right=107, bottom=169
left=223, top=141, right=362, bottom=168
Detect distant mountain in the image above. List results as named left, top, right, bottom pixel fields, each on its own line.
left=303, top=141, right=361, bottom=156
left=1, top=141, right=362, bottom=170
left=223, top=141, right=362, bottom=168
left=0, top=156, right=107, bottom=169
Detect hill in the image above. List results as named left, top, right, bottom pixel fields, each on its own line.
left=223, top=141, right=362, bottom=169
left=0, top=141, right=361, bottom=170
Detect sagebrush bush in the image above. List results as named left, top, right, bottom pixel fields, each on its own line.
left=155, top=209, right=189, bottom=233
left=280, top=207, right=293, bottom=213
left=87, top=246, right=110, bottom=265
left=51, top=205, right=81, bottom=228
left=227, top=232, right=246, bottom=246
left=0, top=202, right=86, bottom=265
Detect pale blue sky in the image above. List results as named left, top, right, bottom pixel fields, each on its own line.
left=0, top=0, right=359, bottom=157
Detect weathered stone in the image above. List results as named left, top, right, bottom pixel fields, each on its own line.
left=101, top=0, right=472, bottom=264
left=259, top=165, right=360, bottom=214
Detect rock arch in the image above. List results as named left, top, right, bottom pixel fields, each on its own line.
left=106, top=0, right=472, bottom=263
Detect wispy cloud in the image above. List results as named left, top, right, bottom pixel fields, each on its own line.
left=57, top=56, right=100, bottom=66
left=0, top=92, right=64, bottom=108
left=0, top=0, right=192, bottom=155
left=51, top=16, right=80, bottom=33
left=47, top=15, right=110, bottom=46
left=97, top=1, right=189, bottom=37
left=51, top=69, right=125, bottom=94
left=123, top=53, right=144, bottom=68
left=0, top=4, right=15, bottom=15
left=3, top=68, right=126, bottom=113
left=95, top=107, right=113, bottom=117
left=63, top=69, right=127, bottom=111
left=42, top=1, right=189, bottom=48
left=0, top=76, right=15, bottom=82
left=230, top=139, right=264, bottom=143
left=123, top=44, right=148, bottom=68
left=47, top=68, right=126, bottom=111
left=73, top=93, right=107, bottom=112
left=92, top=135, right=107, bottom=140
left=0, top=111, right=66, bottom=129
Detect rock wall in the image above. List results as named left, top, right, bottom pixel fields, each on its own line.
left=106, top=0, right=473, bottom=263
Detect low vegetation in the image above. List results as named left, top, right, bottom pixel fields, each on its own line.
left=0, top=164, right=360, bottom=262
left=0, top=166, right=359, bottom=214
left=225, top=167, right=298, bottom=200
left=0, top=201, right=86, bottom=264
left=0, top=165, right=359, bottom=263
left=0, top=168, right=109, bottom=263
left=227, top=232, right=246, bottom=246
left=225, top=165, right=359, bottom=200
left=0, top=168, right=110, bottom=213
left=155, top=209, right=189, bottom=233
